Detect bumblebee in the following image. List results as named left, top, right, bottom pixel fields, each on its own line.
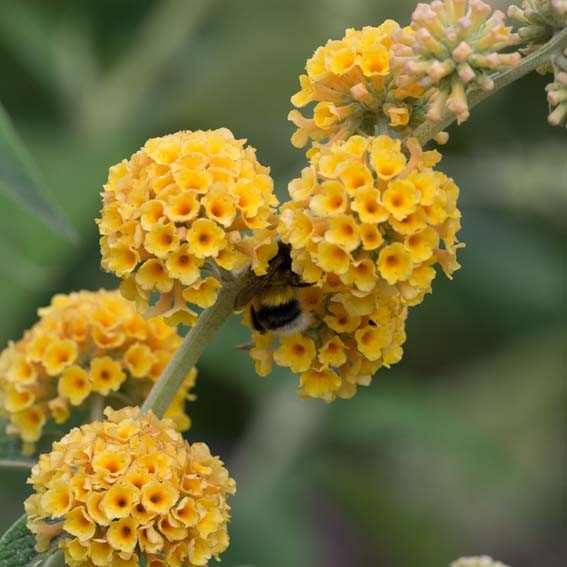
left=234, top=241, right=311, bottom=335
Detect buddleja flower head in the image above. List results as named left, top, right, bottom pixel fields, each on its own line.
left=288, top=20, right=415, bottom=148
left=244, top=135, right=462, bottom=402
left=509, top=0, right=567, bottom=59
left=451, top=557, right=509, bottom=567
left=0, top=290, right=196, bottom=454
left=392, top=0, right=522, bottom=124
left=98, top=129, right=279, bottom=326
left=25, top=406, right=236, bottom=567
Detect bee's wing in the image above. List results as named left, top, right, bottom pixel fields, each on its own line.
left=234, top=246, right=288, bottom=310
left=234, top=276, right=269, bottom=311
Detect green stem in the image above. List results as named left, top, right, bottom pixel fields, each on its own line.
left=42, top=549, right=66, bottom=567
left=414, top=27, right=567, bottom=145
left=141, top=270, right=248, bottom=418
left=0, top=458, right=34, bottom=470
left=89, top=393, right=104, bottom=422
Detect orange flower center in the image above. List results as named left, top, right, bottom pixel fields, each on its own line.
left=385, top=255, right=399, bottom=267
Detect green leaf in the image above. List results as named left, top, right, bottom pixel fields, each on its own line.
left=0, top=515, right=60, bottom=567
left=0, top=103, right=75, bottom=240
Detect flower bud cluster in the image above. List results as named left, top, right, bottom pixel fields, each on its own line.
left=508, top=0, right=567, bottom=58
left=546, top=61, right=567, bottom=126
left=25, top=407, right=235, bottom=567
left=0, top=290, right=196, bottom=453
left=98, top=129, right=279, bottom=326
left=245, top=135, right=462, bottom=402
left=288, top=20, right=413, bottom=148
left=392, top=0, right=522, bottom=124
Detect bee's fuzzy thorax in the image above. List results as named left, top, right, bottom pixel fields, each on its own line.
left=256, top=286, right=295, bottom=307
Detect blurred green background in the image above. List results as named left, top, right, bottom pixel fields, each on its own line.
left=0, top=0, right=565, bottom=566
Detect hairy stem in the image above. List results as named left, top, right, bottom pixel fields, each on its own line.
left=0, top=458, right=33, bottom=470
left=89, top=393, right=104, bottom=422
left=141, top=270, right=248, bottom=418
left=42, top=549, right=66, bottom=567
left=414, top=27, right=567, bottom=145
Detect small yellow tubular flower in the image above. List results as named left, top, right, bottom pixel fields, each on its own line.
left=3, top=386, right=35, bottom=412
left=186, top=218, right=227, bottom=259
left=405, top=227, right=440, bottom=263
left=298, top=368, right=342, bottom=402
left=370, top=142, right=408, bottom=180
left=203, top=188, right=237, bottom=227
left=241, top=135, right=461, bottom=401
left=273, top=334, right=317, bottom=373
left=101, top=484, right=139, bottom=519
left=318, top=336, right=347, bottom=368
left=378, top=243, right=413, bottom=284
left=391, top=0, right=522, bottom=124
left=141, top=481, right=179, bottom=515
left=165, top=245, right=203, bottom=286
left=90, top=357, right=126, bottom=396
left=43, top=340, right=78, bottom=376
left=182, top=277, right=222, bottom=308
left=355, top=325, right=392, bottom=361
left=144, top=224, right=180, bottom=259
left=123, top=343, right=153, bottom=378
left=324, top=214, right=361, bottom=252
left=106, top=518, right=138, bottom=554
left=26, top=407, right=236, bottom=567
left=135, top=259, right=174, bottom=293
left=309, top=181, right=348, bottom=216
left=98, top=129, right=278, bottom=325
left=0, top=290, right=197, bottom=453
left=341, top=258, right=377, bottom=293
left=40, top=479, right=72, bottom=517
left=10, top=406, right=46, bottom=444
left=382, top=179, right=420, bottom=220
left=289, top=20, right=413, bottom=149
left=317, top=242, right=352, bottom=274
left=351, top=187, right=389, bottom=224
left=164, top=192, right=200, bottom=223
left=359, top=223, right=384, bottom=250
left=249, top=333, right=274, bottom=377
left=64, top=507, right=96, bottom=541
left=58, top=366, right=91, bottom=406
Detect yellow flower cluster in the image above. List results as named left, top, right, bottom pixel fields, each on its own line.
left=509, top=0, right=567, bottom=58
left=0, top=290, right=196, bottom=454
left=25, top=407, right=236, bottom=567
left=391, top=0, right=522, bottom=124
left=247, top=135, right=462, bottom=402
left=288, top=20, right=412, bottom=149
left=451, top=557, right=509, bottom=567
left=98, top=129, right=279, bottom=326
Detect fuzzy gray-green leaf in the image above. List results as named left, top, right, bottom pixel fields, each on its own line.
left=0, top=104, right=75, bottom=240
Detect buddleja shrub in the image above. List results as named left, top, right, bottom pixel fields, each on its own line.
left=0, top=1, right=564, bottom=566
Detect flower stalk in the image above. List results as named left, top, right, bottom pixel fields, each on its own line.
left=414, top=26, right=567, bottom=144
left=141, top=270, right=248, bottom=417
